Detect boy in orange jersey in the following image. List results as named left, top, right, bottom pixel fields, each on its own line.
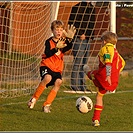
left=83, top=31, right=125, bottom=126
left=28, top=20, right=76, bottom=113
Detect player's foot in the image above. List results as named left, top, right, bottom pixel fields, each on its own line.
left=43, top=104, right=51, bottom=113
left=83, top=64, right=90, bottom=75
left=107, top=90, right=116, bottom=94
left=92, top=120, right=100, bottom=127
left=28, top=97, right=36, bottom=109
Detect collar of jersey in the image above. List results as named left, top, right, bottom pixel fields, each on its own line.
left=105, top=43, right=114, bottom=47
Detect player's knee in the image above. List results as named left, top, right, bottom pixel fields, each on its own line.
left=97, top=91, right=104, bottom=98
left=42, top=75, right=52, bottom=83
left=55, top=79, right=62, bottom=86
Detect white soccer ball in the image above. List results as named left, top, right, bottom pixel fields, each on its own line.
left=76, top=96, right=93, bottom=113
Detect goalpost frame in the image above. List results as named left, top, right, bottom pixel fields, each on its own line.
left=110, top=1, right=116, bottom=33
left=110, top=1, right=116, bottom=93
left=51, top=1, right=60, bottom=36
left=53, top=1, right=60, bottom=20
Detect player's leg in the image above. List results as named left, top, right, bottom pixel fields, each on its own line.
left=33, top=74, right=52, bottom=99
left=92, top=91, right=104, bottom=126
left=83, top=64, right=91, bottom=75
left=28, top=66, right=52, bottom=109
left=43, top=72, right=62, bottom=113
left=84, top=69, right=107, bottom=126
left=28, top=74, right=52, bottom=109
left=92, top=88, right=107, bottom=127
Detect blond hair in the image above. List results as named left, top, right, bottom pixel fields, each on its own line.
left=51, top=20, right=64, bottom=31
left=101, top=31, right=118, bottom=45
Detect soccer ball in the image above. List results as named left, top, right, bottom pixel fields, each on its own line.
left=76, top=96, right=93, bottom=113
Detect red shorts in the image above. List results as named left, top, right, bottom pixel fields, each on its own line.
left=87, top=70, right=108, bottom=94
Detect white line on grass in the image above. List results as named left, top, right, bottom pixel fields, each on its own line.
left=0, top=90, right=133, bottom=107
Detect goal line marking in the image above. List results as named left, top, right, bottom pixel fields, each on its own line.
left=0, top=90, right=133, bottom=107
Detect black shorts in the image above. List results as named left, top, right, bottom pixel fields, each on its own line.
left=40, top=66, right=62, bottom=87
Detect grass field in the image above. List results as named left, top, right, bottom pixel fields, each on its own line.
left=0, top=74, right=133, bottom=132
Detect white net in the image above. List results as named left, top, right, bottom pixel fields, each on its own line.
left=0, top=2, right=111, bottom=98
left=0, top=2, right=58, bottom=98
left=58, top=2, right=111, bottom=93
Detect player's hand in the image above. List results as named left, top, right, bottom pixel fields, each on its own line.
left=56, top=38, right=67, bottom=49
left=105, top=76, right=111, bottom=86
left=63, top=24, right=76, bottom=39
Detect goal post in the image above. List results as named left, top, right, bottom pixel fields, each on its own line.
left=110, top=1, right=116, bottom=93
left=0, top=1, right=115, bottom=98
left=110, top=1, right=116, bottom=33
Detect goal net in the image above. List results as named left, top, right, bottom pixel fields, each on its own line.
left=0, top=2, right=111, bottom=98
left=0, top=2, right=58, bottom=98
left=58, top=2, right=111, bottom=93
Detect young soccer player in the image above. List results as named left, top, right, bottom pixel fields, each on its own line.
left=83, top=31, right=125, bottom=126
left=28, top=20, right=76, bottom=113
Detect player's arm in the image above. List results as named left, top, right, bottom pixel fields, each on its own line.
left=63, top=24, right=76, bottom=42
left=62, top=24, right=76, bottom=53
left=102, top=45, right=114, bottom=85
left=62, top=39, right=73, bottom=53
left=104, top=51, right=112, bottom=81
left=105, top=64, right=112, bottom=86
left=44, top=39, right=58, bottom=58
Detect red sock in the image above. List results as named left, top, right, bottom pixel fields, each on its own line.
left=32, top=84, right=45, bottom=100
left=92, top=105, right=103, bottom=122
left=43, top=89, right=57, bottom=106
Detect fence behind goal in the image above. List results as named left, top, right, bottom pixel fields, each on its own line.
left=0, top=2, right=111, bottom=98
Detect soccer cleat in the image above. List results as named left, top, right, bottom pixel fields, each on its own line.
left=107, top=90, right=116, bottom=94
left=28, top=97, right=36, bottom=109
left=43, top=104, right=51, bottom=113
left=92, top=120, right=100, bottom=127
left=83, top=64, right=90, bottom=75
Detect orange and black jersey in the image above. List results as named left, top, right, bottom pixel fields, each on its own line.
left=40, top=37, right=73, bottom=74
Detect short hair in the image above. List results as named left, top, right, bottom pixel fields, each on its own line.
left=51, top=20, right=64, bottom=31
left=101, top=31, right=118, bottom=45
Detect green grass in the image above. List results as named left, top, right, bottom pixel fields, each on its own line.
left=0, top=75, right=133, bottom=131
